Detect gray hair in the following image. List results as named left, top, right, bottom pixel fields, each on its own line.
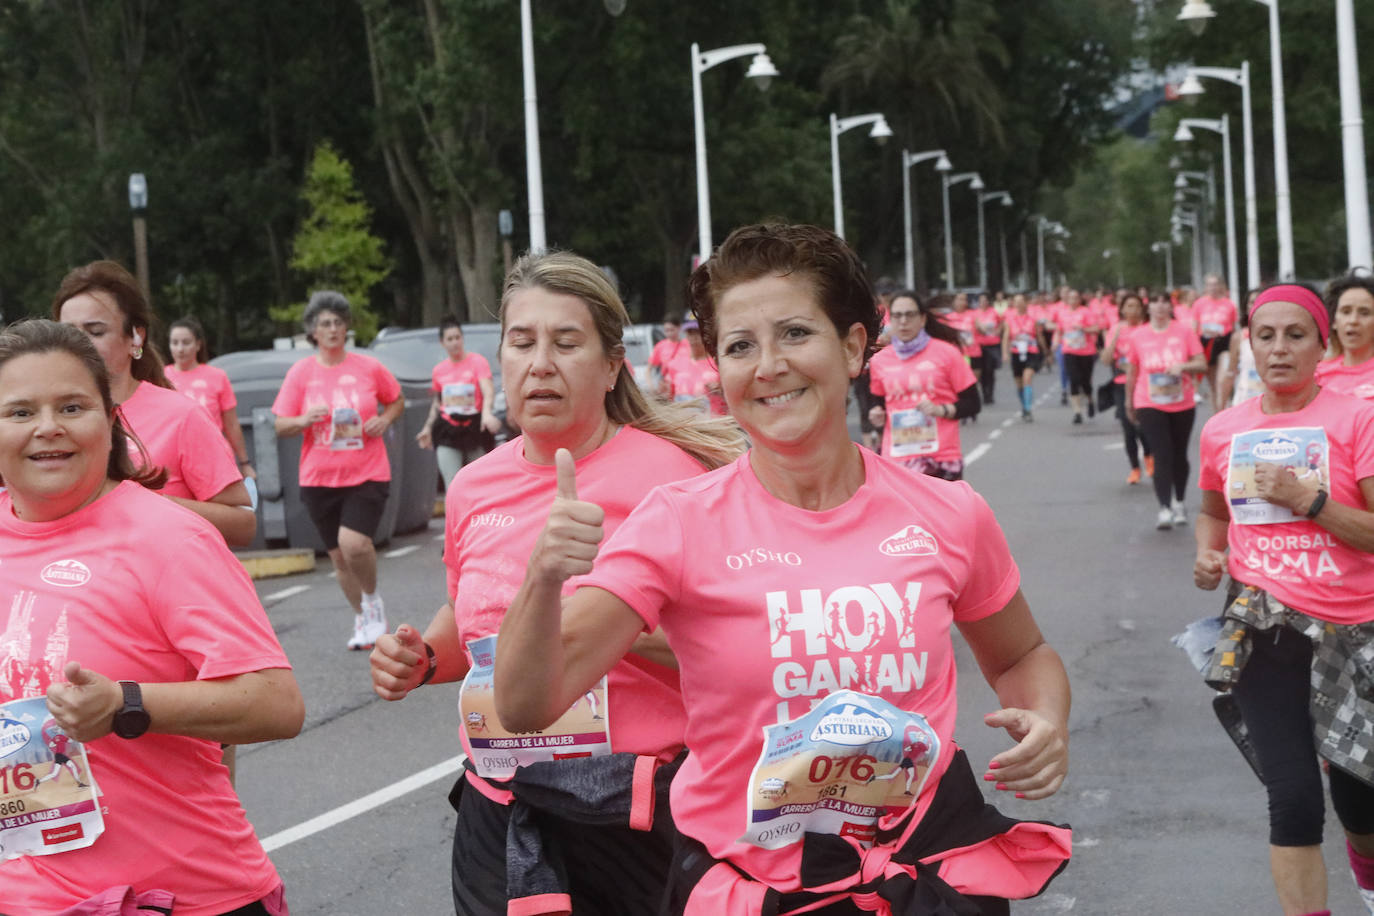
left=303, top=290, right=351, bottom=345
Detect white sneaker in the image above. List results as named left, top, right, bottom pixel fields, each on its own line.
left=1171, top=500, right=1188, bottom=526
left=1156, top=507, right=1174, bottom=530
left=1357, top=884, right=1374, bottom=915
left=346, top=613, right=370, bottom=650
left=361, top=596, right=388, bottom=648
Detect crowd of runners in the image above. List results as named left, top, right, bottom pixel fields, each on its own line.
left=0, top=225, right=1372, bottom=916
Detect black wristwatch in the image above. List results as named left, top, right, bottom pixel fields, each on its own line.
left=1305, top=489, right=1329, bottom=520
left=112, top=680, right=152, bottom=739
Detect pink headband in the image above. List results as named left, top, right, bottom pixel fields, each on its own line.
left=1249, top=285, right=1329, bottom=345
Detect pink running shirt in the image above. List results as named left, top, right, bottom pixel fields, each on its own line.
left=1058, top=307, right=1099, bottom=357
left=1005, top=312, right=1040, bottom=356
left=431, top=352, right=493, bottom=427
left=942, top=311, right=980, bottom=358
left=582, top=447, right=1020, bottom=890
left=444, top=427, right=705, bottom=795
left=1197, top=389, right=1374, bottom=624
left=649, top=338, right=688, bottom=376
left=119, top=381, right=240, bottom=501
left=0, top=482, right=290, bottom=915
left=164, top=363, right=236, bottom=420
left=1193, top=295, right=1238, bottom=338
left=1125, top=321, right=1204, bottom=412
left=972, top=307, right=1002, bottom=347
left=669, top=356, right=726, bottom=416
left=1108, top=323, right=1142, bottom=385
left=868, top=339, right=976, bottom=464
left=1315, top=357, right=1374, bottom=401
left=271, top=351, right=401, bottom=487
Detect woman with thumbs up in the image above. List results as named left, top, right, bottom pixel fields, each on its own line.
left=0, top=320, right=303, bottom=915
left=368, top=252, right=743, bottom=916
left=498, top=224, right=1073, bottom=914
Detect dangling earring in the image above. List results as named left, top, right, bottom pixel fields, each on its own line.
left=132, top=346, right=144, bottom=360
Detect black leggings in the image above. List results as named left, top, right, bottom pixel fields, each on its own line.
left=1232, top=626, right=1374, bottom=845
left=1065, top=353, right=1095, bottom=397
left=977, top=348, right=1000, bottom=401
left=1112, top=383, right=1150, bottom=469
left=1135, top=407, right=1195, bottom=507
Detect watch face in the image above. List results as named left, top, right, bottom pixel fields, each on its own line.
left=113, top=708, right=152, bottom=739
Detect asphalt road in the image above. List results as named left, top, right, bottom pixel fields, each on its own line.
left=236, top=379, right=1367, bottom=915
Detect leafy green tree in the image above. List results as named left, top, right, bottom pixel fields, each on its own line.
left=282, top=142, right=390, bottom=342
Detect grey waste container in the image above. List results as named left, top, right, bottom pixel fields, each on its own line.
left=367, top=344, right=440, bottom=536
left=213, top=349, right=406, bottom=552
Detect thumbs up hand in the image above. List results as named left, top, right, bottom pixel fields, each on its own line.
left=46, top=661, right=123, bottom=742
left=531, top=448, right=606, bottom=586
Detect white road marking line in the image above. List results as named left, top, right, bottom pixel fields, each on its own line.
left=433, top=533, right=446, bottom=541
left=260, top=755, right=465, bottom=853
left=988, top=429, right=1002, bottom=441
left=263, top=585, right=311, bottom=603
left=1001, top=418, right=1015, bottom=428
left=1103, top=441, right=1124, bottom=450
left=384, top=545, right=420, bottom=558
left=965, top=443, right=992, bottom=466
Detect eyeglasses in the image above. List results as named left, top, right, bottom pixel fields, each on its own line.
left=315, top=318, right=347, bottom=329
left=890, top=311, right=921, bottom=322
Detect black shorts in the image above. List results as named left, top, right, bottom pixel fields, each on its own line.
left=299, top=480, right=390, bottom=550
left=1202, top=333, right=1232, bottom=367
left=1010, top=353, right=1043, bottom=375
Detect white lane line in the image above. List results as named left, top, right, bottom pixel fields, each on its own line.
left=988, top=429, right=1002, bottom=441
left=384, top=545, right=420, bottom=558
left=1102, top=441, right=1123, bottom=450
left=260, top=755, right=465, bottom=853
left=1000, top=418, right=1015, bottom=428
left=965, top=443, right=992, bottom=466
left=432, top=533, right=446, bottom=541
left=262, top=584, right=311, bottom=603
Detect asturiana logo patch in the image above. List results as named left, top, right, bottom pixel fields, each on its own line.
left=880, top=525, right=938, bottom=557
left=0, top=717, right=32, bottom=760
left=41, top=559, right=91, bottom=588
left=1251, top=434, right=1301, bottom=462
left=809, top=704, right=893, bottom=747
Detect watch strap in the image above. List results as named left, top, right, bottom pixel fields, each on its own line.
left=418, top=643, right=438, bottom=686
left=1306, top=489, right=1328, bottom=520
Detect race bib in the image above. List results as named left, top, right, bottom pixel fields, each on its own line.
left=1064, top=328, right=1087, bottom=350
left=329, top=407, right=364, bottom=451
left=890, top=408, right=939, bottom=457
left=1148, top=372, right=1183, bottom=405
left=741, top=691, right=940, bottom=850
left=958, top=329, right=975, bottom=348
left=1200, top=322, right=1224, bottom=337
left=1013, top=334, right=1033, bottom=356
left=458, top=635, right=610, bottom=780
left=1226, top=427, right=1330, bottom=525
left=441, top=382, right=478, bottom=417
left=1234, top=366, right=1264, bottom=404
left=0, top=697, right=103, bottom=860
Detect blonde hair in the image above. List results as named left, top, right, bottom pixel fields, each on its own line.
left=501, top=251, right=745, bottom=471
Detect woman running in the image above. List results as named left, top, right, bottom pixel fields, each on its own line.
left=368, top=251, right=743, bottom=916
left=165, top=316, right=254, bottom=478
left=1101, top=292, right=1151, bottom=485
left=496, top=223, right=1072, bottom=913
left=416, top=317, right=502, bottom=486
left=1219, top=288, right=1265, bottom=408
left=1192, top=284, right=1374, bottom=916
left=1315, top=273, right=1374, bottom=401
left=667, top=314, right=727, bottom=415
left=272, top=291, right=404, bottom=651
left=53, top=261, right=254, bottom=547
left=1124, top=293, right=1206, bottom=530
left=0, top=320, right=303, bottom=915
left=1003, top=292, right=1048, bottom=421
left=1055, top=289, right=1101, bottom=425
left=1193, top=275, right=1239, bottom=409
left=944, top=291, right=982, bottom=367
left=973, top=292, right=1003, bottom=404
left=867, top=290, right=980, bottom=480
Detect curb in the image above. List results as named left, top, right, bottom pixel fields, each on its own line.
left=237, top=548, right=316, bottom=580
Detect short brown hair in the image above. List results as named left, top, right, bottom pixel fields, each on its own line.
left=687, top=223, right=881, bottom=364
left=51, top=260, right=172, bottom=389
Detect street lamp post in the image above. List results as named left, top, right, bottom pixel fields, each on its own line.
left=1336, top=0, right=1372, bottom=270
left=1174, top=170, right=1215, bottom=279
left=900, top=149, right=952, bottom=289
left=942, top=172, right=983, bottom=290
left=1180, top=65, right=1259, bottom=289
left=830, top=113, right=892, bottom=241
left=691, top=42, right=779, bottom=261
left=1175, top=116, right=1239, bottom=297
left=976, top=191, right=1012, bottom=292
left=128, top=173, right=150, bottom=304
left=1152, top=240, right=1175, bottom=290
left=1174, top=210, right=1202, bottom=288
left=1035, top=218, right=1067, bottom=292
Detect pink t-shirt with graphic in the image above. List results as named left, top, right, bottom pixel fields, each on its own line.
left=581, top=447, right=1020, bottom=890
left=1125, top=321, right=1204, bottom=412
left=1197, top=389, right=1374, bottom=624
left=119, top=381, right=240, bottom=501
left=669, top=356, right=726, bottom=416
left=1315, top=357, right=1374, bottom=401
left=1173, top=302, right=1196, bottom=332
left=164, top=363, right=236, bottom=419
left=972, top=307, right=1002, bottom=347
left=430, top=352, right=493, bottom=427
left=649, top=338, right=688, bottom=375
left=869, top=338, right=976, bottom=463
left=444, top=427, right=706, bottom=794
left=1004, top=311, right=1041, bottom=356
left=942, top=311, right=980, bottom=358
left=0, top=482, right=290, bottom=915
left=1058, top=307, right=1100, bottom=357
left=1108, top=322, right=1143, bottom=385
left=1193, top=295, right=1238, bottom=338
left=271, top=352, right=401, bottom=487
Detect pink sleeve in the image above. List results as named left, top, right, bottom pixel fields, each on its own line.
left=176, top=405, right=242, bottom=500
left=475, top=354, right=493, bottom=380
left=431, top=365, right=443, bottom=395
left=215, top=369, right=237, bottom=413
left=1353, top=408, right=1374, bottom=483
left=952, top=489, right=1021, bottom=623
left=949, top=348, right=978, bottom=391
left=151, top=525, right=290, bottom=679
left=375, top=360, right=402, bottom=403
left=1197, top=417, right=1226, bottom=492
left=869, top=361, right=887, bottom=397
left=579, top=488, right=684, bottom=632
left=1186, top=330, right=1204, bottom=357
left=271, top=362, right=305, bottom=417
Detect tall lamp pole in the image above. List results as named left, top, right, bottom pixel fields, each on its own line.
left=830, top=113, right=892, bottom=240
left=1336, top=0, right=1372, bottom=270
left=128, top=173, right=150, bottom=304
left=1175, top=116, right=1238, bottom=297
left=900, top=149, right=952, bottom=289
left=942, top=172, right=983, bottom=290
left=1152, top=240, right=1175, bottom=290
left=977, top=191, right=1012, bottom=292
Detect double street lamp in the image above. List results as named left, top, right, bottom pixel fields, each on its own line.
left=1175, top=116, right=1239, bottom=298
left=977, top=191, right=1012, bottom=293
left=942, top=171, right=983, bottom=290
left=830, top=113, right=892, bottom=241
left=691, top=41, right=779, bottom=261
left=900, top=149, right=952, bottom=289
